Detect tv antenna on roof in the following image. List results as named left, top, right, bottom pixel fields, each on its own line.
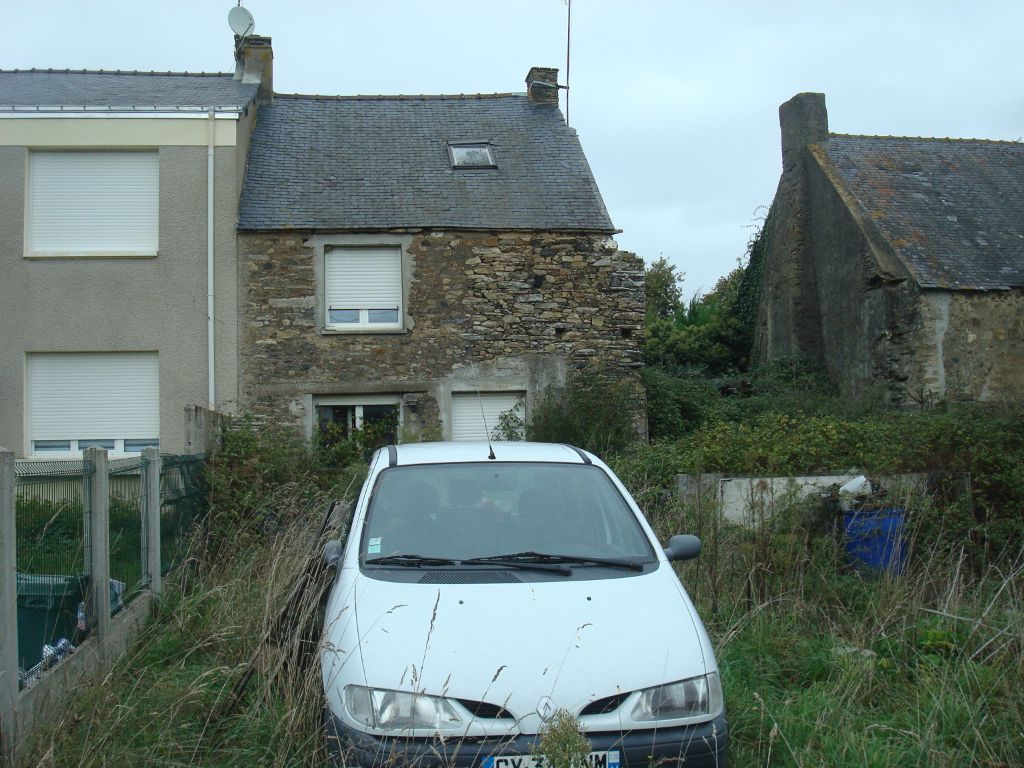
left=228, top=4, right=256, bottom=38
left=565, top=0, right=572, bottom=126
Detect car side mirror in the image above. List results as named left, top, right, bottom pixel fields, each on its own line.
left=664, top=534, right=702, bottom=562
left=323, top=540, right=343, bottom=569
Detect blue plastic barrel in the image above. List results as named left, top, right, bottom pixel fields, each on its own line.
left=843, top=508, right=906, bottom=575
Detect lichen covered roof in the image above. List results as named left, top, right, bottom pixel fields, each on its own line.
left=817, top=135, right=1024, bottom=290
left=0, top=69, right=258, bottom=111
left=237, top=93, right=614, bottom=232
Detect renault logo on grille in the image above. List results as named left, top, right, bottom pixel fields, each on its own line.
left=537, top=696, right=554, bottom=720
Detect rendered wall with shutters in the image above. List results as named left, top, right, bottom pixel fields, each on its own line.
left=27, top=151, right=159, bottom=255
left=27, top=352, right=159, bottom=442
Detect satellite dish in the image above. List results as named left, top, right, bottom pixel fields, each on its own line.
left=228, top=5, right=255, bottom=37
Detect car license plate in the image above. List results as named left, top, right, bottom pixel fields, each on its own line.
left=482, top=751, right=621, bottom=768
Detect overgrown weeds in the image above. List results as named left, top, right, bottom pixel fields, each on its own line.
left=22, top=485, right=350, bottom=767
left=19, top=421, right=361, bottom=767
left=202, top=420, right=366, bottom=559
left=18, top=400, right=1024, bottom=767
left=638, top=483, right=1024, bottom=767
left=536, top=709, right=592, bottom=768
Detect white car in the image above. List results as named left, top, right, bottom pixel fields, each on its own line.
left=321, top=442, right=728, bottom=767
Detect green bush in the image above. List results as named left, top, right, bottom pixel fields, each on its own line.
left=526, top=375, right=642, bottom=456
left=203, top=419, right=366, bottom=557
left=643, top=358, right=839, bottom=441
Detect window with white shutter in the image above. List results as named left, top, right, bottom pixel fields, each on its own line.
left=451, top=392, right=525, bottom=441
left=26, top=352, right=159, bottom=456
left=325, top=246, right=403, bottom=330
left=26, top=151, right=159, bottom=257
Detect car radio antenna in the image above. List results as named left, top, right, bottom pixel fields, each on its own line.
left=474, top=370, right=496, bottom=460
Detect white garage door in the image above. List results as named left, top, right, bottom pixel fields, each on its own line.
left=27, top=352, right=159, bottom=455
left=450, top=392, right=524, bottom=441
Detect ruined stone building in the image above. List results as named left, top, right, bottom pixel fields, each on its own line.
left=236, top=57, right=644, bottom=442
left=755, top=92, right=1024, bottom=404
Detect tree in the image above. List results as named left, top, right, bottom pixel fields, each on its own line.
left=644, top=256, right=684, bottom=322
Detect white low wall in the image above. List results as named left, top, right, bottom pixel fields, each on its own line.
left=676, top=472, right=929, bottom=526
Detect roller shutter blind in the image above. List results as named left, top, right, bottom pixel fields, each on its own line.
left=451, top=392, right=524, bottom=441
left=28, top=151, right=159, bottom=255
left=325, top=247, right=402, bottom=318
left=28, top=352, right=159, bottom=441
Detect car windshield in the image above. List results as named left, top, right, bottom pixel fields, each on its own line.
left=361, top=462, right=655, bottom=563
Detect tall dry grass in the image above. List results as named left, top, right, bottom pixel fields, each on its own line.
left=22, top=483, right=348, bottom=768
left=19, top=451, right=1024, bottom=767
left=637, top=477, right=1024, bottom=767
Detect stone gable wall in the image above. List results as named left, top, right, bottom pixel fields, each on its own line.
left=238, top=229, right=645, bottom=437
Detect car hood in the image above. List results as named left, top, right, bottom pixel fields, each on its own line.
left=323, top=566, right=707, bottom=733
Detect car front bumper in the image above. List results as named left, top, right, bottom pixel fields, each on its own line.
left=325, top=711, right=728, bottom=768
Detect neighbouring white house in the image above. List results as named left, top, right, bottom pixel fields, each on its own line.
left=0, top=36, right=272, bottom=457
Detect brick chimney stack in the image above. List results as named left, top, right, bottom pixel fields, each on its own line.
left=234, top=35, right=273, bottom=105
left=526, top=67, right=560, bottom=105
left=779, top=92, right=828, bottom=174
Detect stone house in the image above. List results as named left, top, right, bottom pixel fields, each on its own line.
left=755, top=92, right=1024, bottom=404
left=0, top=39, right=271, bottom=458
left=236, top=56, right=644, bottom=443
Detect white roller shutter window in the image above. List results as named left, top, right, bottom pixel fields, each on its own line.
left=28, top=151, right=159, bottom=256
left=28, top=352, right=159, bottom=442
left=451, top=392, right=524, bottom=441
left=325, top=247, right=402, bottom=325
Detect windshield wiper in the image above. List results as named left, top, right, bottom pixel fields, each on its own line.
left=460, top=554, right=572, bottom=576
left=364, top=554, right=459, bottom=567
left=466, top=551, right=645, bottom=572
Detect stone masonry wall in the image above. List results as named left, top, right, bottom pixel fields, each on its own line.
left=238, top=229, right=645, bottom=437
left=909, top=289, right=1024, bottom=403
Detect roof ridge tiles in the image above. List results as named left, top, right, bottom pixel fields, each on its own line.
left=828, top=131, right=1023, bottom=146
left=274, top=91, right=525, bottom=102
left=0, top=68, right=234, bottom=78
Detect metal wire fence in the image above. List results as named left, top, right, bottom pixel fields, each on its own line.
left=108, top=457, right=147, bottom=602
left=14, top=459, right=94, bottom=680
left=14, top=460, right=92, bottom=577
left=11, top=452, right=208, bottom=683
left=160, top=454, right=206, bottom=575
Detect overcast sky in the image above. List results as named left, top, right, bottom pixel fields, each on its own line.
left=4, top=1, right=1023, bottom=297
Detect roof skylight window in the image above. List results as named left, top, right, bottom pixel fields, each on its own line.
left=449, top=143, right=496, bottom=168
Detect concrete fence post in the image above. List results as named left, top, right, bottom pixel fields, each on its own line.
left=141, top=448, right=162, bottom=595
left=84, top=448, right=110, bottom=663
left=0, top=449, right=17, bottom=763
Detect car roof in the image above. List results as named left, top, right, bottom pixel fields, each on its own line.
left=385, top=441, right=592, bottom=467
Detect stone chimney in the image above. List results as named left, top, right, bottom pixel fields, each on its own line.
left=779, top=92, right=828, bottom=173
left=526, top=67, right=560, bottom=105
left=234, top=35, right=273, bottom=105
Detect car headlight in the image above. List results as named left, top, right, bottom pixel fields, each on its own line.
left=345, top=685, right=466, bottom=732
left=631, top=673, right=723, bottom=721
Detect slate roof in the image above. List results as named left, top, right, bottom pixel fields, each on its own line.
left=237, top=94, right=614, bottom=232
left=816, top=135, right=1024, bottom=290
left=0, top=70, right=258, bottom=111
